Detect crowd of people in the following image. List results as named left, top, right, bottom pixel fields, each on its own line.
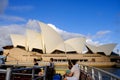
left=33, top=58, right=55, bottom=80
left=34, top=59, right=81, bottom=80
left=1, top=51, right=80, bottom=80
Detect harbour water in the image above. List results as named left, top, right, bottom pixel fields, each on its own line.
left=101, top=68, right=120, bottom=77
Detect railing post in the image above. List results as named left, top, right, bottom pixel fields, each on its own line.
left=98, top=71, right=102, bottom=80
left=80, top=65, right=83, bottom=70
left=83, top=65, right=85, bottom=71
left=79, top=64, right=120, bottom=80
left=6, top=68, right=12, bottom=80
left=43, top=66, right=47, bottom=80
left=111, top=77, right=117, bottom=80
left=32, top=67, right=35, bottom=80
left=92, top=68, right=95, bottom=80
left=85, top=66, right=87, bottom=72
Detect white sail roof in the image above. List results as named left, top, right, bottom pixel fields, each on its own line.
left=26, top=29, right=43, bottom=51
left=98, top=43, right=117, bottom=55
left=10, top=21, right=117, bottom=55
left=54, top=42, right=75, bottom=52
left=65, top=37, right=86, bottom=53
left=86, top=43, right=117, bottom=55
left=38, top=22, right=64, bottom=53
left=86, top=43, right=98, bottom=53
left=10, top=34, right=27, bottom=49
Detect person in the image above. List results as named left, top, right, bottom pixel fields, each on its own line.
left=49, top=58, right=54, bottom=69
left=64, top=60, right=80, bottom=80
left=68, top=60, right=73, bottom=69
left=70, top=60, right=80, bottom=80
left=0, top=52, right=9, bottom=69
left=38, top=68, right=43, bottom=76
left=34, top=58, right=38, bottom=66
left=36, top=69, right=44, bottom=80
left=47, top=58, right=55, bottom=80
left=33, top=58, right=40, bottom=74
left=0, top=51, right=9, bottom=64
left=63, top=70, right=77, bottom=80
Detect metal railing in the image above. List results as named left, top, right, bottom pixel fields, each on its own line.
left=1, top=64, right=120, bottom=80
left=0, top=65, right=47, bottom=80
left=80, top=64, right=120, bottom=80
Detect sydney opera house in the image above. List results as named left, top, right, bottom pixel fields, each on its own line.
left=3, top=21, right=118, bottom=67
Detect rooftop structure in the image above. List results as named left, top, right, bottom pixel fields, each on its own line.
left=2, top=21, right=119, bottom=67
left=9, top=21, right=116, bottom=55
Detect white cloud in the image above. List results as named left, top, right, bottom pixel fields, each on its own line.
left=0, top=20, right=85, bottom=50
left=26, top=19, right=40, bottom=32
left=85, top=30, right=112, bottom=47
left=86, top=39, right=101, bottom=46
left=0, top=24, right=26, bottom=50
left=26, top=20, right=86, bottom=39
left=0, top=0, right=27, bottom=23
left=96, top=30, right=111, bottom=35
left=0, top=15, right=26, bottom=22
left=9, top=6, right=34, bottom=11
left=95, top=31, right=111, bottom=38
left=0, top=19, right=119, bottom=55
left=87, top=30, right=111, bottom=39
left=0, top=0, right=8, bottom=14
left=48, top=23, right=85, bottom=40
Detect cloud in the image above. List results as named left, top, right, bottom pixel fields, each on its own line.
left=86, top=30, right=112, bottom=47
left=0, top=15, right=26, bottom=22
left=86, top=39, right=101, bottom=46
left=0, top=0, right=27, bottom=23
left=26, top=19, right=41, bottom=32
left=47, top=23, right=85, bottom=40
left=0, top=19, right=85, bottom=50
left=9, top=6, right=34, bottom=11
left=26, top=20, right=85, bottom=40
left=87, top=30, right=111, bottom=39
left=0, top=19, right=119, bottom=54
left=0, top=0, right=8, bottom=14
left=96, top=31, right=111, bottom=36
left=0, top=24, right=26, bottom=50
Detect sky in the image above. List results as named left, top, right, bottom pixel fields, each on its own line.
left=0, top=0, right=120, bottom=54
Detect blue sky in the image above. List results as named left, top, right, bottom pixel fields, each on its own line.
left=0, top=0, right=120, bottom=53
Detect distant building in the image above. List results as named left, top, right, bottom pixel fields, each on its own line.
left=3, top=21, right=118, bottom=67
left=10, top=21, right=117, bottom=55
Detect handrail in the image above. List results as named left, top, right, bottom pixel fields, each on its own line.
left=1, top=64, right=120, bottom=80
left=0, top=65, right=47, bottom=80
left=94, top=67, right=120, bottom=79
left=80, top=64, right=120, bottom=80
